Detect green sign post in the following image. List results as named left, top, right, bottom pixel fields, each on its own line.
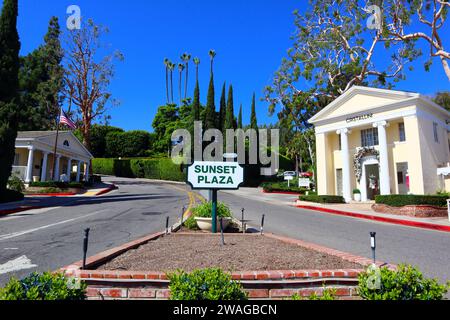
left=187, top=161, right=244, bottom=233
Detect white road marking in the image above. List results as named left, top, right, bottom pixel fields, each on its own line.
left=0, top=255, right=37, bottom=275
left=0, top=209, right=108, bottom=241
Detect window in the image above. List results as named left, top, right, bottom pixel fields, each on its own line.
left=13, top=153, right=19, bottom=166
left=433, top=122, right=439, bottom=143
left=361, top=128, right=379, bottom=147
left=398, top=123, right=406, bottom=142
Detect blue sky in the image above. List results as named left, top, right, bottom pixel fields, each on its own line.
left=7, top=0, right=450, bottom=131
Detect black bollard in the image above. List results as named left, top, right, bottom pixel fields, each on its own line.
left=260, top=214, right=265, bottom=235
left=370, top=232, right=377, bottom=264
left=166, top=216, right=170, bottom=235
left=241, top=208, right=245, bottom=234
left=220, top=218, right=225, bottom=246
left=82, top=228, right=90, bottom=270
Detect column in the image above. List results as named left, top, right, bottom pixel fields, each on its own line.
left=54, top=155, right=61, bottom=181
left=66, top=158, right=72, bottom=182
left=25, top=147, right=35, bottom=183
left=40, top=152, right=49, bottom=182
left=337, top=128, right=352, bottom=203
left=374, top=121, right=390, bottom=195
left=84, top=162, right=90, bottom=182
left=76, top=160, right=82, bottom=182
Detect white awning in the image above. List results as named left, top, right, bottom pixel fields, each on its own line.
left=437, top=166, right=450, bottom=176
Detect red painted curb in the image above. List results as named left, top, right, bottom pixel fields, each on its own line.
left=26, top=193, right=76, bottom=197
left=95, top=184, right=117, bottom=196
left=0, top=205, right=44, bottom=216
left=295, top=205, right=450, bottom=233
left=262, top=190, right=303, bottom=195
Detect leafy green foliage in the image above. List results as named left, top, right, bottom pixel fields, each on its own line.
left=204, top=75, right=216, bottom=130
left=168, top=268, right=247, bottom=300
left=74, top=125, right=124, bottom=158
left=0, top=272, right=86, bottom=300
left=433, top=91, right=450, bottom=112
left=260, top=181, right=308, bottom=194
left=291, top=288, right=336, bottom=300
left=358, top=264, right=449, bottom=300
left=29, top=181, right=84, bottom=189
left=250, top=92, right=257, bottom=130
left=105, top=130, right=153, bottom=158
left=375, top=195, right=448, bottom=207
left=299, top=195, right=345, bottom=204
left=224, top=84, right=235, bottom=130
left=184, top=201, right=233, bottom=230
left=7, top=175, right=24, bottom=192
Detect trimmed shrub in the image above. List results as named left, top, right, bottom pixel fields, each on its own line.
left=92, top=158, right=115, bottom=176
left=260, top=181, right=308, bottom=194
left=29, top=182, right=84, bottom=189
left=0, top=189, right=24, bottom=204
left=358, top=264, right=449, bottom=300
left=168, top=268, right=247, bottom=300
left=299, top=195, right=345, bottom=204
left=375, top=195, right=448, bottom=207
left=0, top=272, right=86, bottom=300
left=7, top=175, right=25, bottom=193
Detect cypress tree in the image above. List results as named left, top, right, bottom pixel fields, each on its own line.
left=218, top=82, right=226, bottom=131
left=204, top=73, right=216, bottom=130
left=0, top=0, right=20, bottom=193
left=250, top=92, right=258, bottom=129
left=237, top=104, right=243, bottom=129
left=192, top=80, right=201, bottom=122
left=224, top=85, right=235, bottom=130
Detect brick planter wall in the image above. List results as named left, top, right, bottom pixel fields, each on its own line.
left=61, top=231, right=395, bottom=300
left=372, top=204, right=448, bottom=217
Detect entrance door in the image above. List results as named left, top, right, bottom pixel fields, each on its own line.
left=396, top=162, right=409, bottom=194
left=336, top=169, right=343, bottom=196
left=365, top=164, right=380, bottom=200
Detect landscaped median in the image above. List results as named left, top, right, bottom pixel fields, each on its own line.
left=60, top=230, right=393, bottom=300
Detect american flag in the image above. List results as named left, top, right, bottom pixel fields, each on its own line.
left=59, top=109, right=77, bottom=130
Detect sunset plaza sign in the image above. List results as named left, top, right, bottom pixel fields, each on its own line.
left=187, top=161, right=244, bottom=190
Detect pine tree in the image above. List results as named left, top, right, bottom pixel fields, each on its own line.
left=237, top=104, right=243, bottom=129
left=250, top=92, right=258, bottom=129
left=192, top=80, right=201, bottom=122
left=218, top=82, right=226, bottom=131
left=0, top=0, right=20, bottom=192
left=204, top=74, right=216, bottom=130
left=224, top=85, right=235, bottom=130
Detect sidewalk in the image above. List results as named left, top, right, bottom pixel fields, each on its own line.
left=0, top=183, right=116, bottom=216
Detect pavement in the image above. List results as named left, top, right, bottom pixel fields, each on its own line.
left=218, top=188, right=450, bottom=284
left=0, top=176, right=198, bottom=286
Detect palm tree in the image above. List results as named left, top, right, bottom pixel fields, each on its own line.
left=193, top=57, right=200, bottom=83
left=181, top=53, right=191, bottom=99
left=168, top=62, right=175, bottom=103
left=163, top=58, right=170, bottom=103
left=208, top=49, right=216, bottom=75
left=178, top=63, right=185, bottom=106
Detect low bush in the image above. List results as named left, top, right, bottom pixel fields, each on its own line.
left=184, top=201, right=233, bottom=230
left=375, top=195, right=448, bottom=207
left=29, top=181, right=84, bottom=189
left=168, top=268, right=247, bottom=300
left=291, top=288, right=336, bottom=300
left=7, top=175, right=25, bottom=193
left=358, top=264, right=449, bottom=300
left=353, top=189, right=361, bottom=194
left=0, top=272, right=86, bottom=300
left=0, top=189, right=24, bottom=204
left=92, top=158, right=115, bottom=176
left=260, top=182, right=308, bottom=194
left=299, top=195, right=345, bottom=204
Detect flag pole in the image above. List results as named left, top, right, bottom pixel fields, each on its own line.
left=51, top=106, right=62, bottom=181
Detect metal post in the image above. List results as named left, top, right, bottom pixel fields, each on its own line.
left=82, top=228, right=90, bottom=270
left=241, top=208, right=245, bottom=234
left=370, top=232, right=376, bottom=264
left=220, top=218, right=225, bottom=246
left=181, top=206, right=186, bottom=226
left=211, top=190, right=218, bottom=233
left=447, top=200, right=450, bottom=222
left=166, top=216, right=170, bottom=235
left=260, top=214, right=265, bottom=235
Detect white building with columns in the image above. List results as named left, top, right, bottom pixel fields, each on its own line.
left=309, top=86, right=450, bottom=203
left=11, top=131, right=93, bottom=184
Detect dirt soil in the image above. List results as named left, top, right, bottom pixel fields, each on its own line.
left=98, top=234, right=362, bottom=272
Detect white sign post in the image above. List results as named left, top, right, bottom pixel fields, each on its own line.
left=187, top=161, right=244, bottom=233
left=447, top=199, right=450, bottom=222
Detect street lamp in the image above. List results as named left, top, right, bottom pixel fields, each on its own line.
left=370, top=232, right=376, bottom=264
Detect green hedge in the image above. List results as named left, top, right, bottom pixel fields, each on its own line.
left=29, top=182, right=84, bottom=189
left=299, top=195, right=345, bottom=204
left=0, top=189, right=24, bottom=204
left=92, top=158, right=184, bottom=182
left=260, top=182, right=308, bottom=194
left=375, top=195, right=448, bottom=207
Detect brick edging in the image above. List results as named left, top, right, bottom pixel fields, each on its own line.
left=295, top=204, right=450, bottom=233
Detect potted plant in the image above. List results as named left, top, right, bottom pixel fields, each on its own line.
left=192, top=202, right=233, bottom=232
left=353, top=189, right=361, bottom=202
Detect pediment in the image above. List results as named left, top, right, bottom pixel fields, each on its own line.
left=37, top=132, right=92, bottom=158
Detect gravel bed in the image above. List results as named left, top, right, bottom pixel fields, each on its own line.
left=98, top=234, right=362, bottom=272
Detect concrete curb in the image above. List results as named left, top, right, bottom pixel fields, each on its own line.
left=295, top=204, right=450, bottom=233
left=262, top=190, right=303, bottom=195
left=94, top=184, right=118, bottom=196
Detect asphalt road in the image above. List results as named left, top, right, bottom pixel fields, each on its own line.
left=0, top=177, right=191, bottom=286
left=219, top=190, right=450, bottom=284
